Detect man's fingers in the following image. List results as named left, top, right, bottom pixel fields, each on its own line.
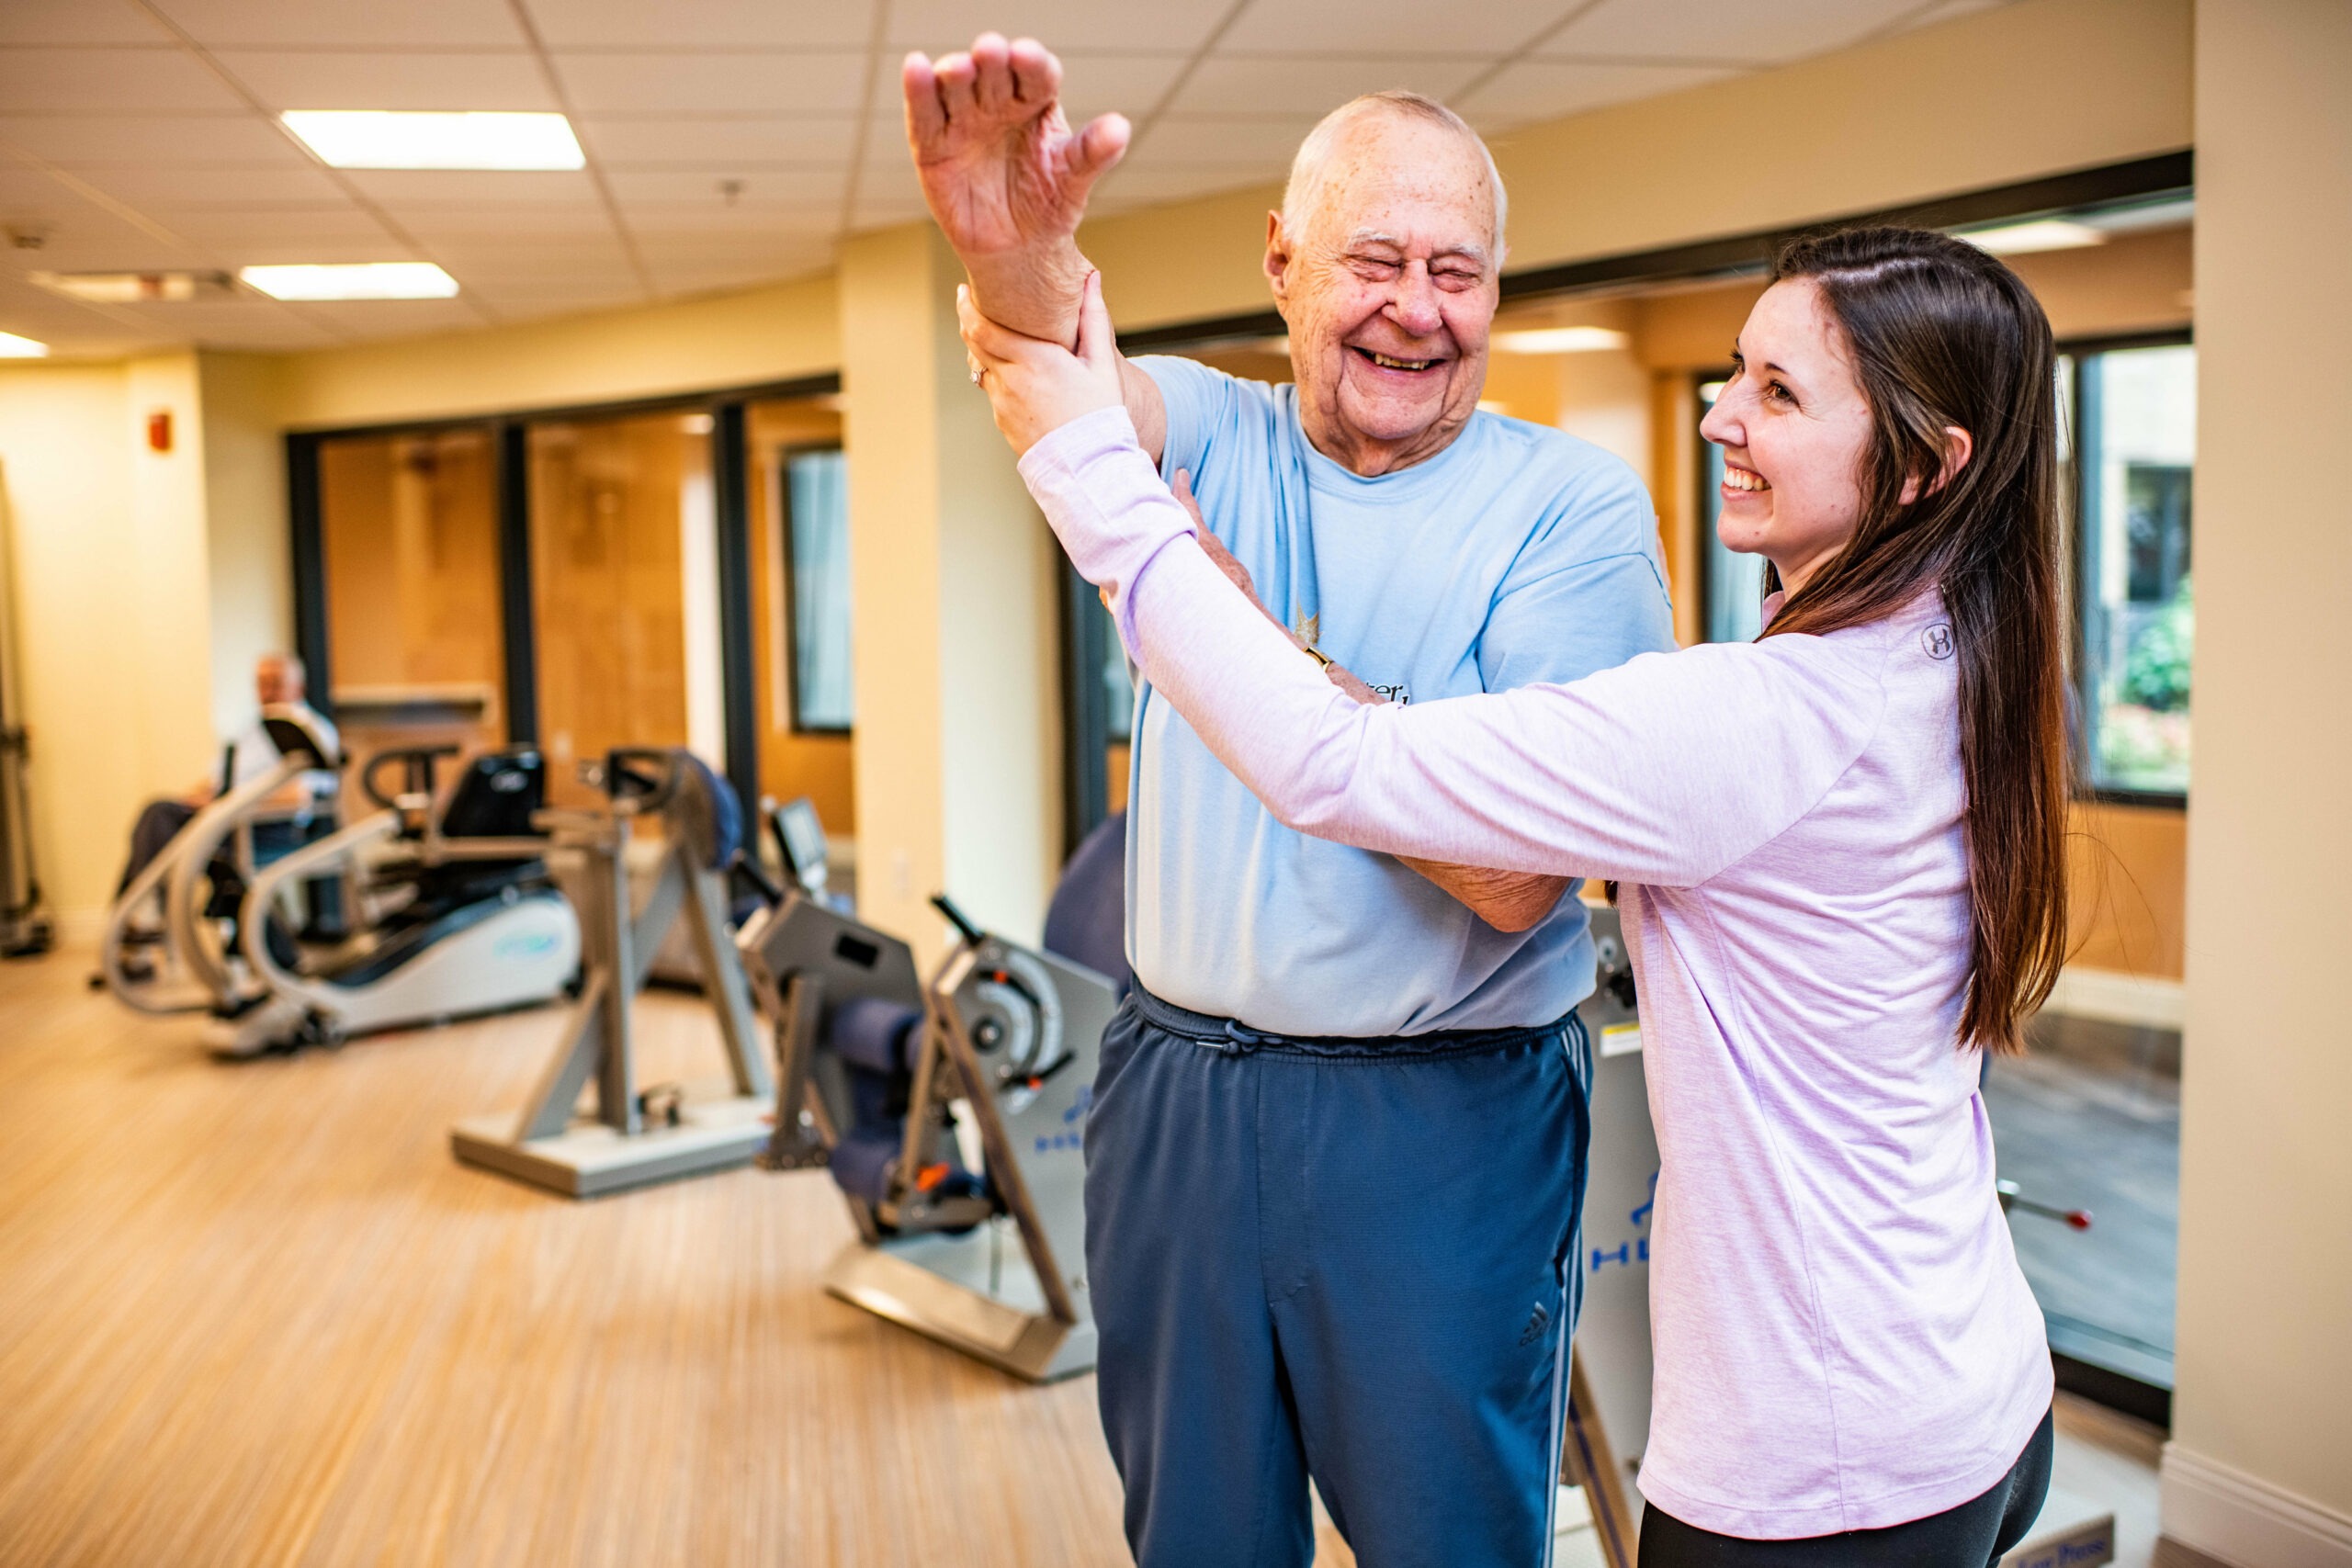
left=933, top=51, right=978, bottom=123
left=1006, top=36, right=1060, bottom=105
left=1170, top=468, right=1205, bottom=526
left=1065, top=113, right=1132, bottom=185
left=901, top=54, right=946, bottom=144
left=969, top=32, right=1014, bottom=114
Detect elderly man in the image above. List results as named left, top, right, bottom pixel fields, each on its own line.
left=908, top=38, right=1674, bottom=1567
left=113, top=651, right=338, bottom=901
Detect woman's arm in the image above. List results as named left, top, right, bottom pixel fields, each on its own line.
left=966, top=276, right=1880, bottom=886
left=1021, top=413, right=1882, bottom=886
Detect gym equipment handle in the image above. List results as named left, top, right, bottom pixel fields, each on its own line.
left=930, top=893, right=986, bottom=948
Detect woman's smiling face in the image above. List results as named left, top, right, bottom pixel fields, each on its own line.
left=1699, top=278, right=1880, bottom=594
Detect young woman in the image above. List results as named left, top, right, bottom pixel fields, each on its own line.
left=962, top=225, right=2068, bottom=1566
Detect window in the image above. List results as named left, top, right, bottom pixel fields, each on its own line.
left=1696, top=378, right=1765, bottom=644
left=2075, top=342, right=2195, bottom=798
left=783, top=448, right=853, bottom=732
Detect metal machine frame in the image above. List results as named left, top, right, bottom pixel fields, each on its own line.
left=745, top=892, right=1115, bottom=1382
left=451, top=750, right=773, bottom=1198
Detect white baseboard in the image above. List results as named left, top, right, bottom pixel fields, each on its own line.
left=2043, top=965, right=2185, bottom=1031
left=2162, top=1443, right=2352, bottom=1568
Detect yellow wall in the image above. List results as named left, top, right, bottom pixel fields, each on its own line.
left=275, top=273, right=840, bottom=433
left=2165, top=0, right=2352, bottom=1553
left=0, top=358, right=217, bottom=921
left=198, top=354, right=294, bottom=740
left=838, top=227, right=1062, bottom=962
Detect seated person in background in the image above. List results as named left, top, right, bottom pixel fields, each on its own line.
left=114, top=650, right=340, bottom=902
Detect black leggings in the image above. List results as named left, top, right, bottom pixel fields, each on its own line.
left=1637, top=1408, right=2054, bottom=1568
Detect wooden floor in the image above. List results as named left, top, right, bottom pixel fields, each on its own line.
left=0, top=947, right=2216, bottom=1568
left=0, top=949, right=1136, bottom=1567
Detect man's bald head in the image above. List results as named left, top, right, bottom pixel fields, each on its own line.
left=255, top=652, right=305, bottom=707
left=1280, top=92, right=1507, bottom=258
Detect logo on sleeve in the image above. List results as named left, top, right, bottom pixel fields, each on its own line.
left=1922, top=624, right=1955, bottom=660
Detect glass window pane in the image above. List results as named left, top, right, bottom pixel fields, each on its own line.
left=785, top=449, right=854, bottom=731
left=527, top=412, right=718, bottom=809
left=316, top=427, right=504, bottom=769
left=2080, top=344, right=2196, bottom=795
left=747, top=400, right=854, bottom=838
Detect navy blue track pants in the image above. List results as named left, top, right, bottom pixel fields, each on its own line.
left=1084, top=987, right=1593, bottom=1568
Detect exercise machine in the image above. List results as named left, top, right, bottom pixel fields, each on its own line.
left=232, top=744, right=580, bottom=1053
left=451, top=748, right=774, bottom=1198
left=746, top=885, right=1119, bottom=1382
left=0, top=475, right=47, bottom=958
left=101, top=705, right=346, bottom=1047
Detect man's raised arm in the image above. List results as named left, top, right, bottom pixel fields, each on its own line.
left=903, top=34, right=1164, bottom=456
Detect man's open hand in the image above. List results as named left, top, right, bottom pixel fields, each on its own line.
left=904, top=34, right=1129, bottom=343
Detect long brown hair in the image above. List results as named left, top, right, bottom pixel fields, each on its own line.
left=1760, top=226, right=2070, bottom=1054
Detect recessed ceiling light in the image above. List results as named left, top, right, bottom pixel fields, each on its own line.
left=0, top=332, right=49, bottom=358
left=1493, top=326, right=1631, bottom=355
left=1958, top=219, right=2107, bottom=255
left=31, top=270, right=236, bottom=303
left=240, top=263, right=459, bottom=301
left=281, top=110, right=584, bottom=171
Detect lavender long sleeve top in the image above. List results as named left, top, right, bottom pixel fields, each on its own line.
left=1021, top=408, right=2052, bottom=1539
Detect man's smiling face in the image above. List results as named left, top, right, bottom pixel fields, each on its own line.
left=1269, top=112, right=1501, bottom=477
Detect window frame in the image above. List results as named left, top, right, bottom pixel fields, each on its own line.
left=2061, top=328, right=2196, bottom=812
left=287, top=372, right=839, bottom=822
left=775, top=441, right=854, bottom=739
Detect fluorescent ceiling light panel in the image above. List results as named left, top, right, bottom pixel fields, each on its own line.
left=32, top=270, right=233, bottom=303
left=1494, top=326, right=1631, bottom=355
left=282, top=110, right=584, bottom=170
left=0, top=333, right=49, bottom=358
left=240, top=263, right=459, bottom=300
left=1959, top=219, right=2106, bottom=255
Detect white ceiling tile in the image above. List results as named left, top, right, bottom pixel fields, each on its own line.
left=0, top=114, right=301, bottom=165
left=852, top=140, right=923, bottom=202
left=1894, top=0, right=2011, bottom=29
left=164, top=207, right=397, bottom=242
left=74, top=164, right=351, bottom=209
left=0, top=1, right=171, bottom=45
left=1088, top=160, right=1276, bottom=211
left=0, top=165, right=88, bottom=213
left=0, top=47, right=250, bottom=112
left=1544, top=0, right=1927, bottom=65
left=214, top=49, right=555, bottom=111
left=431, top=237, right=633, bottom=272
left=226, top=236, right=417, bottom=265
left=554, top=51, right=867, bottom=116
left=1222, top=0, right=1561, bottom=57
left=1454, top=61, right=1736, bottom=130
left=527, top=0, right=876, bottom=51
left=1168, top=56, right=1488, bottom=118
left=576, top=116, right=859, bottom=165
left=300, top=296, right=483, bottom=333
left=605, top=167, right=845, bottom=207
left=890, top=0, right=1230, bottom=55
left=340, top=168, right=603, bottom=206
left=1136, top=117, right=1320, bottom=167
left=396, top=205, right=619, bottom=237
left=622, top=210, right=840, bottom=243
left=152, top=0, right=527, bottom=49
